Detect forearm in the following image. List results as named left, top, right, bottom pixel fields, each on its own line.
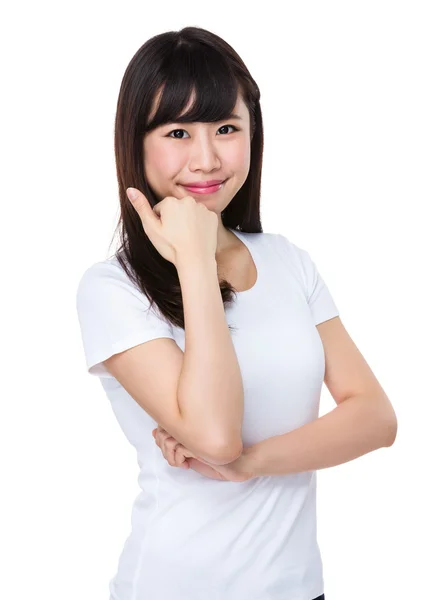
left=175, top=254, right=244, bottom=459
left=247, top=394, right=398, bottom=477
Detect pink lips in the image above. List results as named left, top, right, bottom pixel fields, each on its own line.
left=182, top=179, right=227, bottom=195
left=182, top=179, right=225, bottom=187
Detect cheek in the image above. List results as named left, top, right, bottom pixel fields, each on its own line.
left=227, top=139, right=251, bottom=172
left=144, top=139, right=182, bottom=181
left=146, top=147, right=176, bottom=174
left=226, top=144, right=250, bottom=177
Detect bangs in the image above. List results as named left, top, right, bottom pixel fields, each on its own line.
left=144, top=43, right=241, bottom=133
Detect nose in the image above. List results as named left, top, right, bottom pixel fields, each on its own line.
left=188, top=130, right=222, bottom=172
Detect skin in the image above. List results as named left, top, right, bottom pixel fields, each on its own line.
left=152, top=425, right=255, bottom=482
left=142, top=87, right=255, bottom=478
left=142, top=88, right=252, bottom=256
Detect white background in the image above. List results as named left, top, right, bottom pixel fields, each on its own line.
left=1, top=1, right=435, bottom=599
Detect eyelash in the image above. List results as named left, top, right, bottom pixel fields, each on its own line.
left=166, top=124, right=239, bottom=138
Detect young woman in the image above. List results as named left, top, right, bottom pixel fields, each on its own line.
left=76, top=25, right=397, bottom=600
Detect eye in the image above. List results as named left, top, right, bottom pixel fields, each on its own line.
left=166, top=124, right=239, bottom=139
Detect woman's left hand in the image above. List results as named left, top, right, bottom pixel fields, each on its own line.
left=152, top=425, right=254, bottom=482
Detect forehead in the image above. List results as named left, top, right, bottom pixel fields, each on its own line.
left=148, top=85, right=248, bottom=125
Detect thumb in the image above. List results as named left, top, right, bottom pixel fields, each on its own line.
left=126, top=187, right=158, bottom=223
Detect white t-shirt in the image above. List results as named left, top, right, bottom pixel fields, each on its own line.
left=76, top=228, right=339, bottom=600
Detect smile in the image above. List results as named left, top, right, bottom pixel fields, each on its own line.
left=181, top=180, right=227, bottom=195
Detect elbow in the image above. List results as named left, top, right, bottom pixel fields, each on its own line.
left=383, top=413, right=398, bottom=447
left=385, top=422, right=398, bottom=447
left=205, top=438, right=244, bottom=466
left=373, top=395, right=398, bottom=447
left=220, top=439, right=244, bottom=463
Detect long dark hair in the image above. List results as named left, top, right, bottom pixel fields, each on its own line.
left=109, top=26, right=264, bottom=331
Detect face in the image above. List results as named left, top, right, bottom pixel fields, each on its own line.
left=142, top=89, right=251, bottom=219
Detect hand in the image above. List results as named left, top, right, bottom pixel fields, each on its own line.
left=152, top=426, right=254, bottom=482
left=126, top=187, right=218, bottom=266
left=152, top=425, right=196, bottom=470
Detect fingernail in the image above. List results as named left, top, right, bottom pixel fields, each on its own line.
left=126, top=187, right=138, bottom=203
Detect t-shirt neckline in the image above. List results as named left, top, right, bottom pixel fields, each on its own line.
left=228, top=228, right=260, bottom=296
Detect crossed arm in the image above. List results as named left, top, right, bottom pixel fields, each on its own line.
left=158, top=317, right=398, bottom=477
left=246, top=317, right=398, bottom=476
left=244, top=391, right=397, bottom=477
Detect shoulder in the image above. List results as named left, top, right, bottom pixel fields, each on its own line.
left=258, top=232, right=326, bottom=297
left=249, top=231, right=309, bottom=266
left=238, top=230, right=299, bottom=252
left=76, top=257, right=116, bottom=296
left=75, top=253, right=148, bottom=310
left=273, top=232, right=307, bottom=258
left=273, top=232, right=321, bottom=274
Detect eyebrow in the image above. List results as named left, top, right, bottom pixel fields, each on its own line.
left=171, top=112, right=243, bottom=124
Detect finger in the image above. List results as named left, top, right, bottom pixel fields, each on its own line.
left=168, top=440, right=182, bottom=467
left=174, top=445, right=187, bottom=467
left=161, top=435, right=179, bottom=466
left=126, top=187, right=160, bottom=226
left=155, top=429, right=169, bottom=447
left=155, top=430, right=188, bottom=469
left=175, top=446, right=190, bottom=469
left=154, top=430, right=167, bottom=452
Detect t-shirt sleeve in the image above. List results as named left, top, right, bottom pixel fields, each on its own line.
left=75, top=261, right=176, bottom=378
left=276, top=233, right=340, bottom=326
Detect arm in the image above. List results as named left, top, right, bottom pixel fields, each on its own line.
left=246, top=393, right=398, bottom=477
left=175, top=254, right=244, bottom=463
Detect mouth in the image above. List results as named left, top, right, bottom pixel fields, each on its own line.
left=181, top=179, right=228, bottom=195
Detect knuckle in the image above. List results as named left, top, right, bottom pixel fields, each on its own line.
left=165, top=196, right=178, bottom=208
left=173, top=443, right=181, bottom=459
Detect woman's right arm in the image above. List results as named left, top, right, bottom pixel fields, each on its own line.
left=175, top=251, right=244, bottom=464
left=102, top=188, right=243, bottom=466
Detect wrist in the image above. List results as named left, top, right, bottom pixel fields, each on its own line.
left=175, top=252, right=217, bottom=271
left=243, top=444, right=262, bottom=480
